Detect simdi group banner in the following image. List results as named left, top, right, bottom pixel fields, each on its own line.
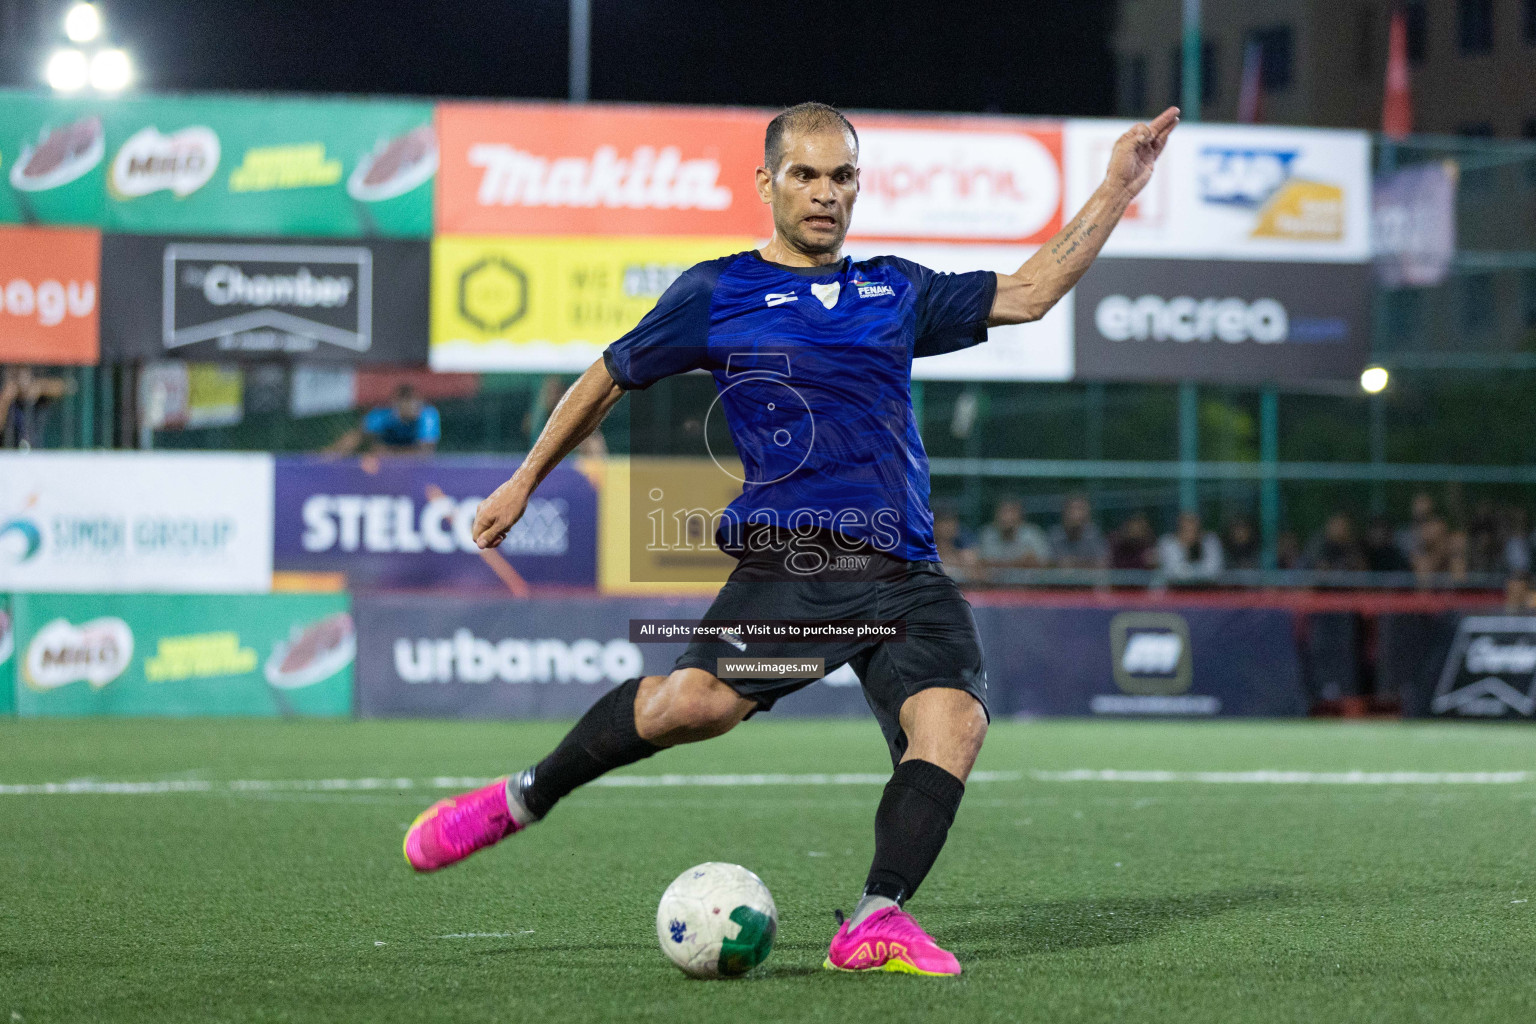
left=10, top=592, right=353, bottom=717
left=98, top=234, right=430, bottom=363
left=0, top=452, right=274, bottom=593
left=0, top=89, right=435, bottom=236
left=0, top=224, right=100, bottom=365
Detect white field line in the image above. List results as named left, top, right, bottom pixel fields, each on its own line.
left=0, top=769, right=1529, bottom=797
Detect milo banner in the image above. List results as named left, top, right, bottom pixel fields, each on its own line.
left=273, top=456, right=598, bottom=589
left=354, top=593, right=873, bottom=719
left=99, top=234, right=429, bottom=363
left=972, top=605, right=1307, bottom=717
left=1, top=89, right=435, bottom=236
left=1429, top=616, right=1536, bottom=719
left=10, top=592, right=353, bottom=717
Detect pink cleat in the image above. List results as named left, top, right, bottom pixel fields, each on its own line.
left=403, top=778, right=525, bottom=872
left=823, top=906, right=962, bottom=976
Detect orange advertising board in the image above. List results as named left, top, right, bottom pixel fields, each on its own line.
left=436, top=102, right=774, bottom=236
left=0, top=226, right=100, bottom=365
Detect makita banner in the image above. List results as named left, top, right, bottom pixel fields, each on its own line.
left=971, top=604, right=1307, bottom=717
left=273, top=456, right=597, bottom=589
left=354, top=593, right=874, bottom=718
left=1071, top=257, right=1371, bottom=383
left=98, top=234, right=429, bottom=363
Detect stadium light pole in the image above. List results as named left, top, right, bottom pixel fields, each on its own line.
left=569, top=0, right=590, bottom=102
left=1180, top=0, right=1201, bottom=122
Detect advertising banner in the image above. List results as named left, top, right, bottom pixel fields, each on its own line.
left=1428, top=616, right=1536, bottom=719
left=0, top=225, right=100, bottom=364
left=0, top=452, right=274, bottom=593
left=354, top=593, right=873, bottom=718
left=273, top=456, right=597, bottom=589
left=0, top=92, right=107, bottom=226
left=11, top=592, right=352, bottom=717
left=1071, top=257, right=1371, bottom=383
left=98, top=234, right=429, bottom=363
left=429, top=235, right=753, bottom=372
left=435, top=102, right=773, bottom=237
left=847, top=116, right=1063, bottom=245
left=102, top=94, right=435, bottom=237
left=1064, top=121, right=1372, bottom=263
left=0, top=596, right=13, bottom=715
left=973, top=605, right=1307, bottom=717
left=1373, top=160, right=1458, bottom=288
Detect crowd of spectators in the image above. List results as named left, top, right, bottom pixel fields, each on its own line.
left=934, top=491, right=1536, bottom=588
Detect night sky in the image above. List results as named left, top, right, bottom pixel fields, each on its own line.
left=10, top=0, right=1118, bottom=115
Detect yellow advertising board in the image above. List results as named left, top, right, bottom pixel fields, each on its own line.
left=430, top=235, right=754, bottom=372
left=597, top=457, right=743, bottom=595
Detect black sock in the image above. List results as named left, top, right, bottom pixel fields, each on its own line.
left=863, top=759, right=966, bottom=904
left=520, top=678, right=660, bottom=819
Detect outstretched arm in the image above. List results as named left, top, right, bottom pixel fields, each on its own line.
left=472, top=357, right=625, bottom=549
left=989, top=107, right=1179, bottom=326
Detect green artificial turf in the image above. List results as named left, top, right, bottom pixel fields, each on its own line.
left=1, top=718, right=1534, bottom=1023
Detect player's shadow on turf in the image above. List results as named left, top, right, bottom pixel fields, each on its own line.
left=952, top=886, right=1294, bottom=960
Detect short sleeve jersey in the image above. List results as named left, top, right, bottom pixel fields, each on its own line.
left=364, top=404, right=441, bottom=447
left=604, top=251, right=996, bottom=562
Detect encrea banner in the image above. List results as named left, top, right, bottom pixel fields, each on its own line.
left=435, top=102, right=772, bottom=236
left=99, top=234, right=429, bottom=363
left=1064, top=121, right=1372, bottom=263
left=11, top=592, right=352, bottom=717
left=273, top=456, right=598, bottom=589
left=1071, top=257, right=1371, bottom=383
left=0, top=225, right=100, bottom=365
left=0, top=452, right=274, bottom=593
left=430, top=235, right=752, bottom=372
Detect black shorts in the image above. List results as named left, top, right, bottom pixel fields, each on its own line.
left=673, top=529, right=989, bottom=765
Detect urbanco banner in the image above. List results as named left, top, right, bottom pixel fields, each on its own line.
left=1063, top=120, right=1372, bottom=263
left=273, top=456, right=598, bottom=589
left=1071, top=257, right=1371, bottom=383
left=0, top=452, right=274, bottom=593
left=99, top=234, right=429, bottom=363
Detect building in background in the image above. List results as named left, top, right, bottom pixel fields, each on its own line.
left=1114, top=0, right=1536, bottom=137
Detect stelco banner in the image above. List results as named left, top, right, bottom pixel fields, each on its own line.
left=273, top=456, right=598, bottom=588
left=0, top=452, right=274, bottom=593
left=1071, top=257, right=1371, bottom=383
left=99, top=235, right=430, bottom=363
left=0, top=225, right=100, bottom=365
left=1064, top=121, right=1372, bottom=263
left=429, top=235, right=754, bottom=372
left=1, top=90, right=435, bottom=236
left=10, top=592, right=352, bottom=717
left=1430, top=616, right=1536, bottom=719
left=354, top=593, right=873, bottom=718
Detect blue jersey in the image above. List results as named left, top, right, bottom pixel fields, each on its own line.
left=364, top=404, right=440, bottom=447
left=604, top=250, right=996, bottom=562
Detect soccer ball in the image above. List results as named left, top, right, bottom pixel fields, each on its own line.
left=655, top=862, right=778, bottom=978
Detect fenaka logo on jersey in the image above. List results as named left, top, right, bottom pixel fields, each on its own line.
left=162, top=243, right=371, bottom=355
left=392, top=629, right=642, bottom=685
left=851, top=276, right=895, bottom=299
left=468, top=142, right=732, bottom=211
left=110, top=125, right=220, bottom=199
left=1432, top=616, right=1536, bottom=718
left=23, top=616, right=134, bottom=691
left=1197, top=146, right=1344, bottom=241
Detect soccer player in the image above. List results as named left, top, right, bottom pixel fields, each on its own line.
left=405, top=101, right=1178, bottom=976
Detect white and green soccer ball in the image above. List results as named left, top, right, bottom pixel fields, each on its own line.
left=656, top=862, right=778, bottom=978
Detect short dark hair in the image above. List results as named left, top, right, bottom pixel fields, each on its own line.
left=394, top=383, right=417, bottom=401
left=763, top=101, right=858, bottom=172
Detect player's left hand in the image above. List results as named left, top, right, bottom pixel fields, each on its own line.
left=1105, top=106, right=1179, bottom=201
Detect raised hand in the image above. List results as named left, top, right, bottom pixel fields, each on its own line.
left=1105, top=106, right=1179, bottom=201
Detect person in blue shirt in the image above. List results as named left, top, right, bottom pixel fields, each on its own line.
left=404, top=101, right=1179, bottom=974
left=328, top=384, right=440, bottom=455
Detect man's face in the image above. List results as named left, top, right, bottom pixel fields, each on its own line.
left=395, top=397, right=422, bottom=421
left=756, top=129, right=859, bottom=255
left=995, top=501, right=1023, bottom=532
left=1064, top=497, right=1090, bottom=530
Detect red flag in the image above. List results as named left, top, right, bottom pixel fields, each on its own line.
left=1238, top=39, right=1264, bottom=124
left=1383, top=8, right=1412, bottom=138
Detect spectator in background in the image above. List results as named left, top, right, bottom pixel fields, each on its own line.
left=1275, top=530, right=1302, bottom=571
left=1109, top=512, right=1158, bottom=571
left=1395, top=492, right=1437, bottom=564
left=1500, top=506, right=1531, bottom=576
left=1222, top=517, right=1261, bottom=571
left=1363, top=516, right=1411, bottom=573
left=0, top=366, right=71, bottom=450
left=1302, top=512, right=1368, bottom=572
left=1465, top=501, right=1503, bottom=574
left=1505, top=572, right=1536, bottom=613
left=1048, top=493, right=1109, bottom=569
left=1157, top=511, right=1224, bottom=581
left=933, top=504, right=979, bottom=582
left=1411, top=515, right=1467, bottom=586
left=977, top=496, right=1050, bottom=568
left=327, top=383, right=440, bottom=455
